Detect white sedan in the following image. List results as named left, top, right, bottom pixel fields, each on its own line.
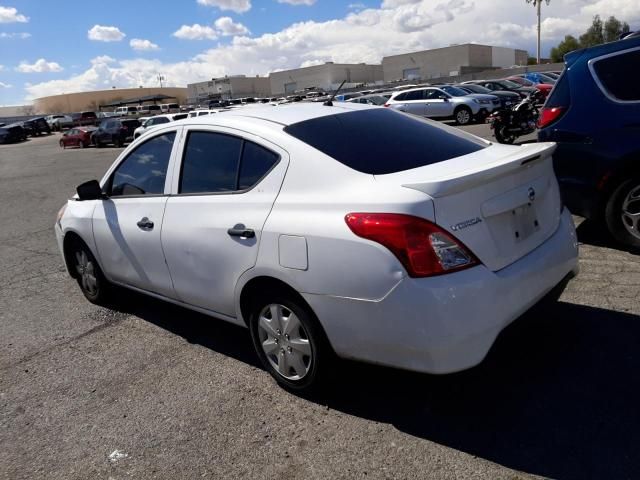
left=55, top=103, right=579, bottom=392
left=133, top=113, right=188, bottom=139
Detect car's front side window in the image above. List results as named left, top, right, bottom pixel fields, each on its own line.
left=109, top=132, right=176, bottom=197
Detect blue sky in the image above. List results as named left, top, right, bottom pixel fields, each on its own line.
left=0, top=0, right=637, bottom=105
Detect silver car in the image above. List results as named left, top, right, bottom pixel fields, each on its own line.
left=385, top=86, right=492, bottom=125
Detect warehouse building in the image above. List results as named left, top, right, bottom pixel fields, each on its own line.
left=382, top=44, right=528, bottom=82
left=33, top=87, right=188, bottom=114
left=187, top=75, right=271, bottom=103
left=269, top=62, right=383, bottom=95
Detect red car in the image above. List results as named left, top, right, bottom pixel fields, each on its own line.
left=506, top=76, right=553, bottom=99
left=59, top=127, right=96, bottom=149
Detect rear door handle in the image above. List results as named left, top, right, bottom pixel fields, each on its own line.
left=227, top=224, right=255, bottom=238
left=137, top=217, right=154, bottom=230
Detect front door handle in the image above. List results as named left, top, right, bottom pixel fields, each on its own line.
left=227, top=224, right=255, bottom=238
left=137, top=217, right=154, bottom=230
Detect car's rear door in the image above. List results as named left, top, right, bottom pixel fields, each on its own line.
left=92, top=128, right=181, bottom=297
left=160, top=126, right=289, bottom=318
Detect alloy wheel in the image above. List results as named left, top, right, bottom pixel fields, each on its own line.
left=621, top=184, right=640, bottom=241
left=257, top=303, right=312, bottom=380
left=456, top=109, right=471, bottom=125
left=75, top=250, right=98, bottom=296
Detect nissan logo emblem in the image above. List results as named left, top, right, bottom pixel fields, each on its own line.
left=528, top=187, right=536, bottom=202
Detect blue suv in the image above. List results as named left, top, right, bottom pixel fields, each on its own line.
left=538, top=34, right=640, bottom=249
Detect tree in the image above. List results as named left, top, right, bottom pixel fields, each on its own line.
left=580, top=15, right=605, bottom=47
left=603, top=16, right=630, bottom=42
left=550, top=35, right=581, bottom=62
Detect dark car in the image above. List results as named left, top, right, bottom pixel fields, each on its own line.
left=59, top=127, right=97, bottom=149
left=92, top=119, right=141, bottom=147
left=20, top=117, right=51, bottom=136
left=538, top=34, right=640, bottom=248
left=466, top=79, right=536, bottom=98
left=0, top=124, right=27, bottom=144
left=456, top=84, right=520, bottom=109
left=72, top=111, right=98, bottom=127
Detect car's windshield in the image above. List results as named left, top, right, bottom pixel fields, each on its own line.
left=463, top=84, right=491, bottom=94
left=499, top=79, right=521, bottom=88
left=441, top=86, right=470, bottom=97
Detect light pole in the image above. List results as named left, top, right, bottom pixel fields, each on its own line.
left=527, top=0, right=550, bottom=64
left=157, top=74, right=165, bottom=88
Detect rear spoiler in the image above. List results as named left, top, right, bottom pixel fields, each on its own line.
left=400, top=143, right=557, bottom=198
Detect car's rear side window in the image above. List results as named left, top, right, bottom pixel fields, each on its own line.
left=283, top=109, right=486, bottom=175
left=592, top=48, right=640, bottom=101
left=179, top=131, right=280, bottom=194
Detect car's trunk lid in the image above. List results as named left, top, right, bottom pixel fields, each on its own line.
left=375, top=142, right=562, bottom=272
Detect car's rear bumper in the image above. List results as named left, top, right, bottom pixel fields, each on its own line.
left=304, top=209, right=579, bottom=374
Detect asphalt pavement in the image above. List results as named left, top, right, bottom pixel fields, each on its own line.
left=1, top=129, right=639, bottom=480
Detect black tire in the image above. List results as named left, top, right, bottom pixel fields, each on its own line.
left=494, top=125, right=516, bottom=144
left=454, top=106, right=472, bottom=125
left=59, top=140, right=65, bottom=149
left=249, top=293, right=333, bottom=394
left=79, top=140, right=86, bottom=149
left=93, top=137, right=102, bottom=148
left=69, top=239, right=111, bottom=304
left=605, top=177, right=640, bottom=249
left=113, top=135, right=123, bottom=148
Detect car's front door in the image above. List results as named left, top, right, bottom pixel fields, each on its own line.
left=160, top=127, right=289, bottom=318
left=424, top=89, right=454, bottom=117
left=92, top=129, right=180, bottom=297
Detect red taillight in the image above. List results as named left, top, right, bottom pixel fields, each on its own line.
left=383, top=103, right=390, bottom=107
left=537, top=106, right=566, bottom=128
left=344, top=213, right=479, bottom=277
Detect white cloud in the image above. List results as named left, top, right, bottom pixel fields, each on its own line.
left=197, top=0, right=251, bottom=13
left=130, top=38, right=160, bottom=51
left=277, top=0, right=317, bottom=5
left=87, top=24, right=126, bottom=42
left=0, top=32, right=31, bottom=39
left=23, top=0, right=640, bottom=102
left=0, top=6, right=28, bottom=23
left=214, top=17, right=250, bottom=36
left=348, top=3, right=366, bottom=9
left=0, top=81, right=12, bottom=88
left=16, top=58, right=63, bottom=73
left=173, top=24, right=218, bottom=40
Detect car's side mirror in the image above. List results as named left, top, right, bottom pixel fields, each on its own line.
left=76, top=180, right=104, bottom=201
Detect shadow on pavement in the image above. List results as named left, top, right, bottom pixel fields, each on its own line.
left=576, top=218, right=638, bottom=255
left=318, top=301, right=640, bottom=480
left=109, top=288, right=261, bottom=369
left=109, top=290, right=640, bottom=480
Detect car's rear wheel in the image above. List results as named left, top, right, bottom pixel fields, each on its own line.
left=249, top=295, right=331, bottom=394
left=69, top=240, right=110, bottom=304
left=79, top=140, right=86, bottom=149
left=454, top=106, right=472, bottom=125
left=605, top=177, right=640, bottom=249
left=59, top=140, right=65, bottom=149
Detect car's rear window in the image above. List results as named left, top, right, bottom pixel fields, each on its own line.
left=283, top=109, right=487, bottom=175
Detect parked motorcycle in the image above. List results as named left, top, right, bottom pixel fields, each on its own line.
left=487, top=90, right=543, bottom=144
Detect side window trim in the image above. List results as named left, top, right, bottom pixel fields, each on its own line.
left=588, top=45, right=640, bottom=104
left=100, top=127, right=182, bottom=198
left=171, top=127, right=283, bottom=197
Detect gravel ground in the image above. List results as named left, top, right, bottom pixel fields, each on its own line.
left=1, top=129, right=639, bottom=480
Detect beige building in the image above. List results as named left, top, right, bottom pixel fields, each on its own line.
left=382, top=44, right=528, bottom=82
left=269, top=62, right=384, bottom=95
left=33, top=87, right=188, bottom=114
left=187, top=75, right=271, bottom=103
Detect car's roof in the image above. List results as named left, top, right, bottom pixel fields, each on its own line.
left=180, top=102, right=377, bottom=127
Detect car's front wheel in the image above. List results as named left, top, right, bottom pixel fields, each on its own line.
left=454, top=106, right=472, bottom=125
left=70, top=240, right=110, bottom=304
left=249, top=295, right=331, bottom=394
left=605, top=177, right=640, bottom=249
